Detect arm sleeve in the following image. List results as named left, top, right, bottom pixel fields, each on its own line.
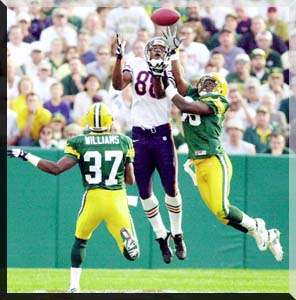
left=64, top=137, right=80, bottom=160
left=199, top=95, right=229, bottom=115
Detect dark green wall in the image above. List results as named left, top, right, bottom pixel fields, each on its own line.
left=7, top=149, right=290, bottom=269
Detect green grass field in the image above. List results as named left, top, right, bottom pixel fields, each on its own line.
left=7, top=268, right=289, bottom=293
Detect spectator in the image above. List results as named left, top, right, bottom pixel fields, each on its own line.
left=225, top=87, right=255, bottom=130
left=250, top=48, right=270, bottom=83
left=266, top=6, right=289, bottom=43
left=72, top=74, right=104, bottom=124
left=226, top=54, right=252, bottom=88
left=136, top=28, right=151, bottom=44
left=222, top=119, right=256, bottom=155
left=125, top=40, right=145, bottom=60
left=243, top=77, right=262, bottom=111
left=17, top=12, right=35, bottom=43
left=202, top=51, right=228, bottom=77
left=82, top=12, right=109, bottom=51
left=28, top=0, right=52, bottom=40
left=238, top=15, right=287, bottom=55
left=56, top=122, right=83, bottom=149
left=77, top=31, right=96, bottom=65
left=106, top=0, right=155, bottom=49
left=264, top=132, right=292, bottom=155
left=7, top=5, right=17, bottom=33
left=279, top=77, right=296, bottom=124
left=10, top=76, right=34, bottom=116
left=43, top=82, right=71, bottom=124
left=7, top=25, right=31, bottom=67
left=17, top=93, right=52, bottom=146
left=7, top=58, right=21, bottom=102
left=86, top=45, right=114, bottom=90
left=234, top=4, right=251, bottom=34
left=178, top=49, right=199, bottom=82
left=34, top=124, right=56, bottom=149
left=255, top=31, right=282, bottom=69
left=212, top=28, right=245, bottom=73
left=40, top=7, right=78, bottom=51
left=47, top=38, right=66, bottom=76
left=259, top=68, right=291, bottom=107
left=243, top=106, right=273, bottom=153
left=96, top=6, right=110, bottom=29
left=61, top=57, right=86, bottom=103
left=55, top=46, right=87, bottom=81
left=260, top=93, right=287, bottom=134
left=33, top=61, right=57, bottom=103
left=7, top=108, right=20, bottom=146
left=179, top=25, right=210, bottom=74
left=59, top=0, right=83, bottom=32
left=49, top=114, right=67, bottom=147
left=22, top=41, right=45, bottom=78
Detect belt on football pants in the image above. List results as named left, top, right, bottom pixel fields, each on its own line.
left=132, top=123, right=171, bottom=137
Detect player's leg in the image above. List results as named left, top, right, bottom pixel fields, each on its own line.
left=69, top=189, right=105, bottom=292
left=154, top=128, right=186, bottom=260
left=133, top=132, right=168, bottom=241
left=104, top=189, right=139, bottom=261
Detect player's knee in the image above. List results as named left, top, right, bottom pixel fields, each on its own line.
left=165, top=193, right=182, bottom=213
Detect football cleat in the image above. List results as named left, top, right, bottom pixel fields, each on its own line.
left=68, top=287, right=80, bottom=293
left=120, top=228, right=139, bottom=261
left=249, top=218, right=269, bottom=251
left=156, top=232, right=173, bottom=264
left=172, top=234, right=187, bottom=260
left=267, top=229, right=283, bottom=262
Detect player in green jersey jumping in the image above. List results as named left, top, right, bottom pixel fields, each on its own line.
left=160, top=27, right=283, bottom=262
left=8, top=103, right=139, bottom=292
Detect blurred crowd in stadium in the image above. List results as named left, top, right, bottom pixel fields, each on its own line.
left=6, top=0, right=296, bottom=156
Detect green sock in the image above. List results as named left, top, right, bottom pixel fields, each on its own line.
left=71, top=238, right=87, bottom=268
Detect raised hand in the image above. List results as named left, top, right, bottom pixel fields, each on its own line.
left=7, top=148, right=28, bottom=161
left=162, top=26, right=182, bottom=53
left=147, top=58, right=168, bottom=77
left=116, top=34, right=126, bottom=59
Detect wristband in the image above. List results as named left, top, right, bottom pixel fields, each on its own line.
left=165, top=85, right=178, bottom=100
left=170, top=49, right=179, bottom=61
left=26, top=153, right=41, bottom=167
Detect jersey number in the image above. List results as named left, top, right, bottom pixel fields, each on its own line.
left=84, top=150, right=123, bottom=185
left=182, top=113, right=201, bottom=126
left=134, top=71, right=157, bottom=98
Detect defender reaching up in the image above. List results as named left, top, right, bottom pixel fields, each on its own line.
left=8, top=103, right=139, bottom=292
left=112, top=34, right=186, bottom=264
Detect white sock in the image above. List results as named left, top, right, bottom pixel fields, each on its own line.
left=165, top=193, right=183, bottom=236
left=240, top=212, right=256, bottom=232
left=140, top=194, right=167, bottom=239
left=70, top=267, right=82, bottom=290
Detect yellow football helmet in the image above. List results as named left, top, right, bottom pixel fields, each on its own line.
left=85, top=103, right=113, bottom=132
left=197, top=72, right=228, bottom=96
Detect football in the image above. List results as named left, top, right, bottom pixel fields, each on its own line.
left=151, top=8, right=180, bottom=26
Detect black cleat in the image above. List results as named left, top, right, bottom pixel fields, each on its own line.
left=156, top=232, right=173, bottom=264
left=173, top=234, right=187, bottom=260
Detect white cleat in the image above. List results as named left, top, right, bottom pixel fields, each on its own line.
left=68, top=287, right=80, bottom=293
left=249, top=218, right=269, bottom=251
left=268, top=229, right=284, bottom=262
left=120, top=228, right=139, bottom=260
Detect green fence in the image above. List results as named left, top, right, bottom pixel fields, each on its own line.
left=7, top=149, right=290, bottom=269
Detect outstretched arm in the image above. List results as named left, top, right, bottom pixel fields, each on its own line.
left=7, top=149, right=77, bottom=175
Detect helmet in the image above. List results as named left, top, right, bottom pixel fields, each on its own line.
left=197, top=72, right=228, bottom=96
left=144, top=36, right=169, bottom=61
left=85, top=103, right=113, bottom=132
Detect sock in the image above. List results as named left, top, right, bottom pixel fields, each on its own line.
left=71, top=237, right=87, bottom=268
left=240, top=212, right=257, bottom=232
left=140, top=194, right=167, bottom=239
left=69, top=267, right=82, bottom=290
left=226, top=205, right=248, bottom=233
left=165, top=193, right=182, bottom=236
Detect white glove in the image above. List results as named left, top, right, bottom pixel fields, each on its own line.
left=116, top=34, right=126, bottom=59
left=7, top=148, right=28, bottom=161
left=147, top=58, right=168, bottom=77
left=163, top=26, right=182, bottom=52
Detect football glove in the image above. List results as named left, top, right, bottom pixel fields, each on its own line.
left=147, top=58, right=168, bottom=77
left=163, top=26, right=182, bottom=53
left=7, top=148, right=28, bottom=161
left=116, top=34, right=126, bottom=59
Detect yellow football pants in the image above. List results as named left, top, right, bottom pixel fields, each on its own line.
left=193, top=153, right=233, bottom=224
left=75, top=188, right=134, bottom=253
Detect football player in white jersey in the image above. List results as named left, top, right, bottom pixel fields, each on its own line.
left=112, top=35, right=186, bottom=263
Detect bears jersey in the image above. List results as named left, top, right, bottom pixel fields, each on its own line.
left=64, top=132, right=134, bottom=190
left=123, top=57, right=175, bottom=129
left=182, top=85, right=229, bottom=159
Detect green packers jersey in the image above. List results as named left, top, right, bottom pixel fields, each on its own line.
left=64, top=132, right=134, bottom=190
left=182, top=85, right=229, bottom=159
